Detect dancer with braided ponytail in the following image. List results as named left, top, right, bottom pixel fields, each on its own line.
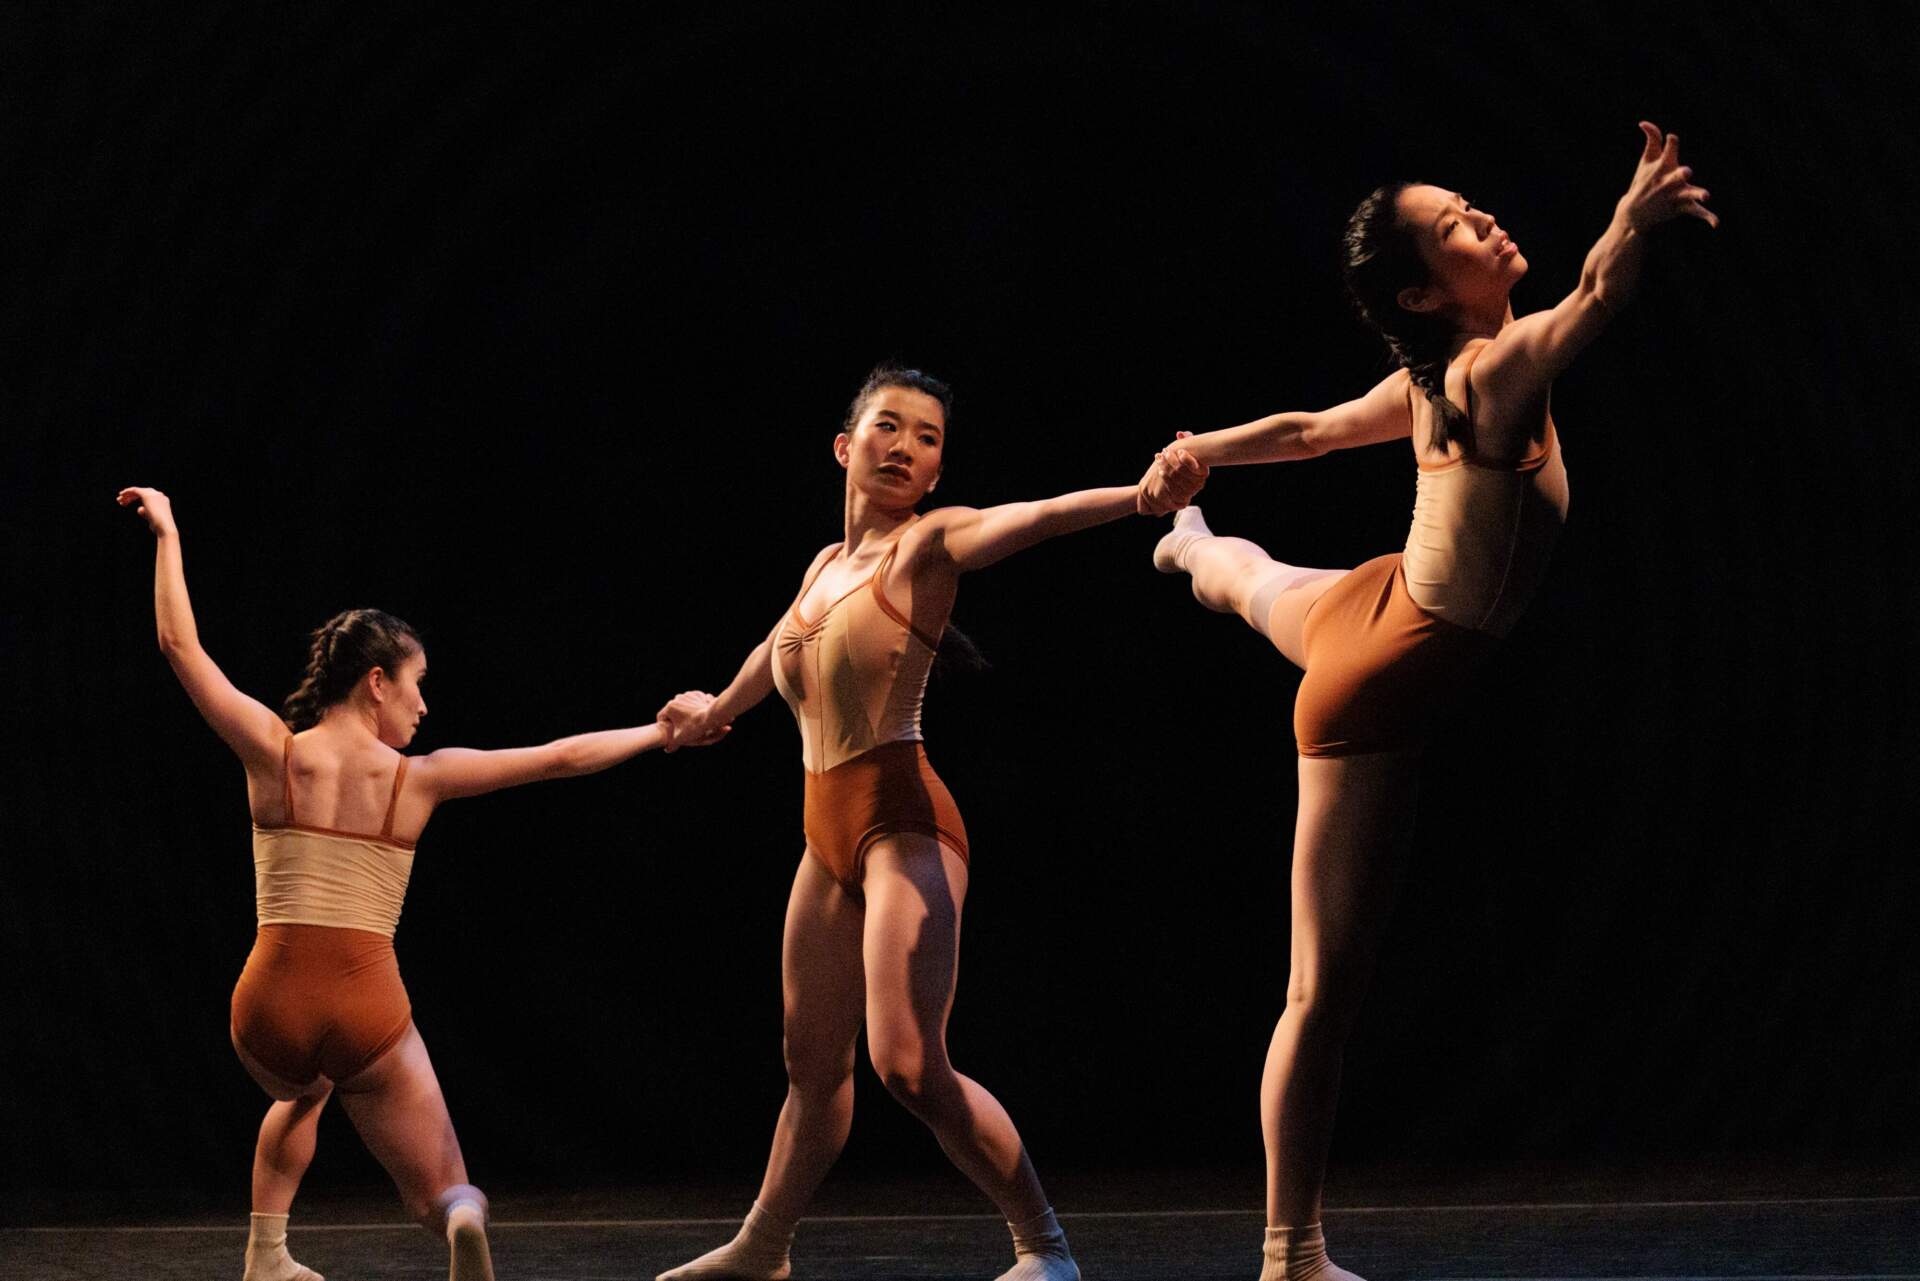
left=1140, top=123, right=1716, bottom=1279
left=117, top=485, right=723, bottom=1281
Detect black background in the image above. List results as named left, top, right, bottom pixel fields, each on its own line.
left=5, top=2, right=1916, bottom=1220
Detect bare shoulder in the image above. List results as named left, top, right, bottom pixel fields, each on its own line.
left=797, top=540, right=841, bottom=582
left=1459, top=335, right=1552, bottom=441
left=895, top=508, right=967, bottom=573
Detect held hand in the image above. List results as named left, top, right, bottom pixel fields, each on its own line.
left=657, top=690, right=729, bottom=752
left=116, top=486, right=178, bottom=537
left=1136, top=432, right=1209, bottom=515
left=1620, top=120, right=1719, bottom=231
left=1161, top=439, right=1209, bottom=507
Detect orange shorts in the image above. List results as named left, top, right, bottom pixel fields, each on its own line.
left=1292, top=553, right=1499, bottom=757
left=230, top=924, right=412, bottom=1088
left=802, top=740, right=971, bottom=887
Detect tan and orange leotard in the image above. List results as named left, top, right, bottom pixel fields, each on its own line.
left=229, top=735, right=417, bottom=1090
left=771, top=526, right=969, bottom=887
left=1291, top=363, right=1571, bottom=757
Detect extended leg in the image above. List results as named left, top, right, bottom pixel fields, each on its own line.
left=1154, top=507, right=1344, bottom=667
left=864, top=835, right=1078, bottom=1281
left=658, top=851, right=868, bottom=1281
left=334, top=1024, right=494, bottom=1281
left=1259, top=752, right=1421, bottom=1280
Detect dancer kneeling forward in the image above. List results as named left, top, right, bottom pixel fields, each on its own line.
left=119, top=485, right=726, bottom=1281
left=1139, top=122, right=1715, bottom=1281
left=653, top=363, right=1206, bottom=1281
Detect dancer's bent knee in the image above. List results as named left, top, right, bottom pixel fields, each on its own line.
left=873, top=1054, right=961, bottom=1119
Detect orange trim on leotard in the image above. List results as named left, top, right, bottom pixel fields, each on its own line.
left=380, top=757, right=409, bottom=841
left=868, top=541, right=943, bottom=653
left=265, top=736, right=417, bottom=851
left=787, top=537, right=941, bottom=652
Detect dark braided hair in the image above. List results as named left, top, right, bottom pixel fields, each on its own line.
left=840, top=361, right=985, bottom=674
left=282, top=609, right=422, bottom=731
left=1342, top=182, right=1473, bottom=454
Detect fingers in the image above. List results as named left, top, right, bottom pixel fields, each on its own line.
left=1639, top=120, right=1662, bottom=162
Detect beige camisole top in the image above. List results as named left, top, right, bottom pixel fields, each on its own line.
left=251, top=736, right=416, bottom=938
left=1401, top=366, right=1571, bottom=637
left=772, top=531, right=946, bottom=775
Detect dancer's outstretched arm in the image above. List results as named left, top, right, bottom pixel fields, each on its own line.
left=923, top=456, right=1207, bottom=572
left=1157, top=369, right=1416, bottom=472
left=118, top=486, right=288, bottom=767
left=1475, top=120, right=1716, bottom=399
left=409, top=714, right=699, bottom=801
left=118, top=485, right=708, bottom=803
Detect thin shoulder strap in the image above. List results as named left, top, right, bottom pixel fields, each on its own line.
left=869, top=539, right=943, bottom=653
left=281, top=735, right=297, bottom=824
left=380, top=757, right=410, bottom=841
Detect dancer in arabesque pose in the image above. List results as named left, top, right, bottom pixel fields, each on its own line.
left=1140, top=123, right=1715, bottom=1279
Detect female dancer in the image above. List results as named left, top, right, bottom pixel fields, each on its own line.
left=653, top=364, right=1204, bottom=1281
left=1140, top=123, right=1715, bottom=1280
left=118, top=485, right=722, bottom=1281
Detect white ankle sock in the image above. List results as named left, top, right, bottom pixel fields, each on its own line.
left=656, top=1202, right=797, bottom=1281
left=446, top=1198, right=495, bottom=1281
left=1152, top=505, right=1215, bottom=574
left=1260, top=1223, right=1365, bottom=1281
left=994, top=1207, right=1079, bottom=1281
left=244, top=1212, right=323, bottom=1281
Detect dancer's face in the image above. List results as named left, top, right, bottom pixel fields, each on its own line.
left=371, top=648, right=429, bottom=748
left=836, top=387, right=946, bottom=507
left=1394, top=184, right=1527, bottom=321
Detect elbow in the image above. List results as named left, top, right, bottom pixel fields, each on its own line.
left=1582, top=270, right=1626, bottom=318
left=1291, top=424, right=1333, bottom=460
left=549, top=741, right=591, bottom=778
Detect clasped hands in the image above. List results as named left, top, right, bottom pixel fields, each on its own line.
left=657, top=690, right=729, bottom=752
left=1136, top=431, right=1209, bottom=515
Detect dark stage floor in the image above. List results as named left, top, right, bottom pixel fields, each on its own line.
left=7, top=1164, right=1917, bottom=1280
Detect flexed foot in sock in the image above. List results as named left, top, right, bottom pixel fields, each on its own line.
left=1259, top=1223, right=1365, bottom=1281
left=243, top=1213, right=323, bottom=1281
left=657, top=1203, right=797, bottom=1281
left=1153, top=505, right=1215, bottom=574
left=993, top=1208, right=1080, bottom=1281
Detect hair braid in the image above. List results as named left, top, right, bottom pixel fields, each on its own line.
left=1341, top=181, right=1474, bottom=454
left=280, top=608, right=421, bottom=731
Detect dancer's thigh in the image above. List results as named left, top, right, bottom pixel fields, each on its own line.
left=782, top=850, right=868, bottom=1081
left=1287, top=753, right=1421, bottom=1008
left=1262, top=570, right=1347, bottom=670
left=861, top=835, right=967, bottom=1071
left=335, top=1023, right=467, bottom=1210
